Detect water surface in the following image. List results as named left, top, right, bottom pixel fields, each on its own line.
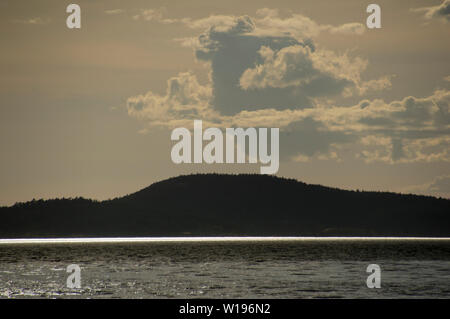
left=0, top=237, right=449, bottom=298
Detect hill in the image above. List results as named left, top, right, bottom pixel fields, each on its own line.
left=0, top=174, right=449, bottom=238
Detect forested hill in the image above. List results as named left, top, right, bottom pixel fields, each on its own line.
left=0, top=174, right=449, bottom=238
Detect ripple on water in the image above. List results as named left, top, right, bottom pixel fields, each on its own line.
left=0, top=239, right=449, bottom=298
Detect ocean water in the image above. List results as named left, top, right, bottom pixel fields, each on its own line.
left=0, top=237, right=449, bottom=299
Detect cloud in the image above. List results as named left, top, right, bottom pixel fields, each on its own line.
left=12, top=17, right=50, bottom=25
left=127, top=72, right=217, bottom=128
left=259, top=89, right=449, bottom=163
left=132, top=9, right=374, bottom=117
left=182, top=15, right=246, bottom=32
left=105, top=9, right=124, bottom=15
left=246, top=8, right=365, bottom=38
left=320, top=90, right=450, bottom=164
left=326, top=23, right=365, bottom=35
left=239, top=45, right=389, bottom=97
left=126, top=9, right=448, bottom=165
left=412, top=0, right=450, bottom=22
left=182, top=15, right=384, bottom=115
left=136, top=7, right=365, bottom=38
left=356, top=135, right=450, bottom=164
left=358, top=90, right=450, bottom=130
left=132, top=8, right=177, bottom=24
left=128, top=69, right=449, bottom=163
left=191, top=15, right=313, bottom=115
left=402, top=175, right=450, bottom=198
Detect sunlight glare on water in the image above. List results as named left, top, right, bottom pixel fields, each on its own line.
left=0, top=237, right=449, bottom=298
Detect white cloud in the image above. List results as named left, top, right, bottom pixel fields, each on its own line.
left=127, top=72, right=217, bottom=128
left=132, top=8, right=177, bottom=24
left=239, top=45, right=389, bottom=96
left=182, top=15, right=244, bottom=32
left=126, top=10, right=448, bottom=165
left=128, top=70, right=450, bottom=163
left=135, top=7, right=365, bottom=38
left=250, top=8, right=365, bottom=38
left=183, top=14, right=386, bottom=115
left=326, top=23, right=365, bottom=35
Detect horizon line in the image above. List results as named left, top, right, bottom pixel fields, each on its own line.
left=1, top=236, right=450, bottom=244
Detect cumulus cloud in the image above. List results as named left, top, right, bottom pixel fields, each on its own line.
left=239, top=45, right=389, bottom=96
left=181, top=15, right=386, bottom=115
left=128, top=70, right=449, bottom=163
left=127, top=72, right=217, bottom=128
left=412, top=0, right=450, bottom=22
left=126, top=9, right=448, bottom=165
left=191, top=15, right=313, bottom=115
left=315, top=90, right=450, bottom=164
left=131, top=9, right=376, bottom=114
left=239, top=45, right=351, bottom=90
left=263, top=89, right=449, bottom=163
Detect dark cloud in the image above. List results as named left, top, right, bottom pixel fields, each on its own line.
left=280, top=117, right=355, bottom=159
left=195, top=16, right=315, bottom=115
left=126, top=11, right=448, bottom=165
left=192, top=15, right=389, bottom=115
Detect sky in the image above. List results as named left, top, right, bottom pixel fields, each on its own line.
left=0, top=0, right=449, bottom=205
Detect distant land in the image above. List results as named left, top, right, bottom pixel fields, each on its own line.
left=0, top=174, right=449, bottom=238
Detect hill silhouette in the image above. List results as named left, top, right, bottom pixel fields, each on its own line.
left=0, top=174, right=449, bottom=238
